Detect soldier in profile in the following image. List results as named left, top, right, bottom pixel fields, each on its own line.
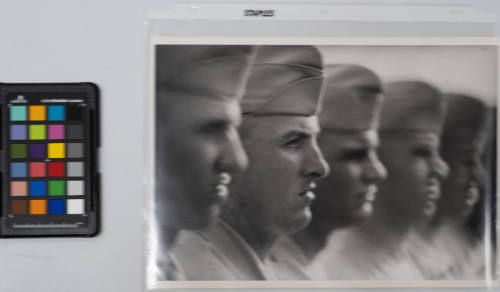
left=154, top=45, right=254, bottom=280
left=315, top=81, right=449, bottom=279
left=172, top=45, right=329, bottom=280
left=412, top=93, right=490, bottom=279
left=269, top=64, right=387, bottom=280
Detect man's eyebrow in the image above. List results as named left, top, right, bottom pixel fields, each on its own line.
left=358, top=85, right=382, bottom=94
left=412, top=143, right=436, bottom=153
left=413, top=140, right=439, bottom=148
left=200, top=119, right=231, bottom=131
left=282, top=130, right=314, bottom=140
left=339, top=146, right=369, bottom=154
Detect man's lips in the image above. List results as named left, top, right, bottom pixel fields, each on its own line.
left=298, top=183, right=316, bottom=205
left=355, top=185, right=378, bottom=205
left=214, top=184, right=228, bottom=197
left=210, top=173, right=232, bottom=204
left=464, top=182, right=480, bottom=206
left=209, top=185, right=228, bottom=205
left=353, top=186, right=378, bottom=215
left=427, top=178, right=441, bottom=201
left=364, top=185, right=378, bottom=201
left=424, top=179, right=441, bottom=216
left=299, top=182, right=316, bottom=196
left=427, top=186, right=441, bottom=200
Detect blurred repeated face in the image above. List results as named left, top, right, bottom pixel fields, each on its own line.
left=314, top=130, right=387, bottom=227
left=439, top=148, right=486, bottom=220
left=229, top=115, right=330, bottom=236
left=156, top=94, right=248, bottom=230
left=375, top=132, right=449, bottom=224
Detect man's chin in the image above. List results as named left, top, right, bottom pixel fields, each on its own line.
left=283, top=208, right=313, bottom=235
left=423, top=200, right=438, bottom=218
left=353, top=202, right=374, bottom=219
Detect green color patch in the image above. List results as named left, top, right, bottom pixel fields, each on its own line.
left=11, top=144, right=27, bottom=159
left=48, top=180, right=65, bottom=196
left=10, top=105, right=27, bottom=121
left=29, top=125, right=46, bottom=140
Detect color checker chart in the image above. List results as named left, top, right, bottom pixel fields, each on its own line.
left=0, top=83, right=99, bottom=236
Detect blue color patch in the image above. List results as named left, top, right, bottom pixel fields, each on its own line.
left=11, top=162, right=27, bottom=178
left=48, top=199, right=65, bottom=214
left=11, top=125, right=27, bottom=140
left=48, top=105, right=65, bottom=121
left=29, top=181, right=46, bottom=196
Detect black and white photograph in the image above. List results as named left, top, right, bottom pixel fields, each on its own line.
left=147, top=39, right=498, bottom=288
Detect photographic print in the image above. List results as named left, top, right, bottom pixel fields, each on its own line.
left=146, top=38, right=498, bottom=289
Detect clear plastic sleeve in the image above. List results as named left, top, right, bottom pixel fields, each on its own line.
left=144, top=1, right=500, bottom=290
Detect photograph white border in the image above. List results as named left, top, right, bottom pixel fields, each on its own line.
left=146, top=37, right=500, bottom=290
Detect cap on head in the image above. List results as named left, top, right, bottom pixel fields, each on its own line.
left=156, top=45, right=255, bottom=101
left=240, top=45, right=324, bottom=116
left=379, top=81, right=446, bottom=134
left=320, top=64, right=384, bottom=132
left=441, top=94, right=489, bottom=154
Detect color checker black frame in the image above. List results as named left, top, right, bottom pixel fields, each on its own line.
left=0, top=83, right=100, bottom=237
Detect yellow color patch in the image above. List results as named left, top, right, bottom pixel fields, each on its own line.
left=29, top=105, right=46, bottom=121
left=48, top=143, right=65, bottom=158
left=30, top=200, right=47, bottom=215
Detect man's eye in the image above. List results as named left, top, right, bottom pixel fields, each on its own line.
left=344, top=150, right=367, bottom=161
left=413, top=148, right=431, bottom=157
left=200, top=122, right=227, bottom=135
left=283, top=137, right=303, bottom=148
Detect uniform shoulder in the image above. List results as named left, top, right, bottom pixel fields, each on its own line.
left=172, top=230, right=236, bottom=280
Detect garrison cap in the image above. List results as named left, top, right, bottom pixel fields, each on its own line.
left=320, top=64, right=384, bottom=132
left=441, top=94, right=489, bottom=154
left=380, top=81, right=446, bottom=134
left=240, top=45, right=324, bottom=116
left=156, top=45, right=255, bottom=101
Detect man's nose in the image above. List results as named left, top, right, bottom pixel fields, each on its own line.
left=432, top=154, right=449, bottom=180
left=363, top=153, right=387, bottom=184
left=217, top=133, right=249, bottom=175
left=471, top=158, right=487, bottom=189
left=304, top=144, right=330, bottom=180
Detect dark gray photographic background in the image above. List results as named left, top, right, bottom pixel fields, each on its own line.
left=1, top=0, right=500, bottom=291
left=319, top=46, right=497, bottom=106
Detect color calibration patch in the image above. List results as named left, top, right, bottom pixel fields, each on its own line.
left=1, top=83, right=99, bottom=237
left=9, top=105, right=86, bottom=216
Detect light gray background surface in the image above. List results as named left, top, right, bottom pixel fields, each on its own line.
left=1, top=1, right=500, bottom=291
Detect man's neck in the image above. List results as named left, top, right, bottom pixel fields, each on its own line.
left=413, top=218, right=438, bottom=240
left=443, top=213, right=469, bottom=227
left=291, top=216, right=341, bottom=262
left=440, top=216, right=478, bottom=243
left=358, top=209, right=412, bottom=254
left=220, top=213, right=278, bottom=261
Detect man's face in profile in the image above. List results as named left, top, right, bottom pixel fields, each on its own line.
left=440, top=148, right=485, bottom=220
left=376, top=132, right=449, bottom=224
left=314, top=130, right=386, bottom=226
left=156, top=94, right=248, bottom=230
left=230, top=115, right=329, bottom=236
